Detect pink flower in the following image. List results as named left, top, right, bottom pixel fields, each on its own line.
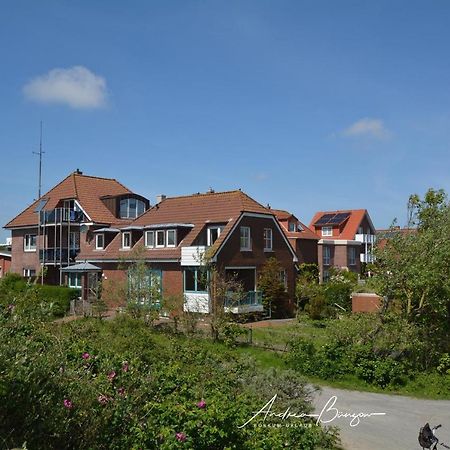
left=122, top=361, right=129, bottom=372
left=63, top=399, right=73, bottom=409
left=197, top=400, right=206, bottom=409
left=82, top=352, right=90, bottom=360
left=98, top=394, right=109, bottom=405
left=117, top=387, right=126, bottom=396
left=107, top=370, right=116, bottom=381
left=175, top=432, right=187, bottom=442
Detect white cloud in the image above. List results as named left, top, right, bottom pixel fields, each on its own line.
left=23, top=66, right=107, bottom=109
left=342, top=118, right=391, bottom=139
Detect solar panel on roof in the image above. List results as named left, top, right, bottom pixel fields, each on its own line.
left=34, top=199, right=48, bottom=212
left=327, top=213, right=350, bottom=224
left=314, top=214, right=334, bottom=225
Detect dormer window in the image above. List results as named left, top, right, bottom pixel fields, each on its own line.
left=119, top=198, right=146, bottom=219
left=167, top=229, right=176, bottom=247
left=122, top=232, right=131, bottom=249
left=322, top=226, right=332, bottom=237
left=156, top=230, right=165, bottom=247
left=207, top=226, right=223, bottom=246
left=145, top=231, right=155, bottom=248
left=95, top=234, right=104, bottom=250
left=288, top=222, right=296, bottom=232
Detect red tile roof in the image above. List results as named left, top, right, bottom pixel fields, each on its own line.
left=309, top=209, right=373, bottom=240
left=271, top=209, right=319, bottom=240
left=5, top=172, right=133, bottom=228
left=78, top=190, right=276, bottom=261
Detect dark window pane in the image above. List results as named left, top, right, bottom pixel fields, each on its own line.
left=185, top=270, right=196, bottom=291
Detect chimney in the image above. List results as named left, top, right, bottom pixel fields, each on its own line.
left=74, top=168, right=83, bottom=175
left=156, top=194, right=166, bottom=204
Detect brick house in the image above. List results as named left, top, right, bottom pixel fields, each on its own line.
left=270, top=209, right=318, bottom=265
left=309, top=209, right=376, bottom=281
left=5, top=173, right=298, bottom=316
left=4, top=170, right=149, bottom=288
left=78, top=190, right=298, bottom=316
left=0, top=247, right=11, bottom=279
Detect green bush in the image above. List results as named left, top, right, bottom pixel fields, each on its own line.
left=0, top=273, right=77, bottom=317
left=0, top=308, right=340, bottom=449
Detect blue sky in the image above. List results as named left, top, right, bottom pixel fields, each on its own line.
left=1, top=1, right=450, bottom=241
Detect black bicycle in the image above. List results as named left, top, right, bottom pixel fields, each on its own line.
left=419, top=423, right=450, bottom=449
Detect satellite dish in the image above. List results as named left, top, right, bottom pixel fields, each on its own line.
left=80, top=225, right=88, bottom=233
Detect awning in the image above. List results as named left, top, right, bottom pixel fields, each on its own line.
left=61, top=262, right=102, bottom=272
left=93, top=228, right=120, bottom=233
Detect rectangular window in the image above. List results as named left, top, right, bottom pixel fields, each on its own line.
left=322, top=226, right=333, bottom=237
left=166, top=229, right=176, bottom=247
left=95, top=234, right=104, bottom=250
left=24, top=234, right=37, bottom=252
left=279, top=270, right=287, bottom=291
left=323, top=246, right=331, bottom=266
left=23, top=268, right=36, bottom=277
left=288, top=222, right=296, bottom=232
left=69, top=231, right=79, bottom=249
left=184, top=268, right=208, bottom=292
left=122, top=232, right=131, bottom=249
left=68, top=272, right=82, bottom=288
left=240, top=226, right=251, bottom=251
left=264, top=228, right=273, bottom=251
left=156, top=230, right=165, bottom=247
left=207, top=226, right=223, bottom=246
left=145, top=231, right=155, bottom=248
left=348, top=247, right=356, bottom=266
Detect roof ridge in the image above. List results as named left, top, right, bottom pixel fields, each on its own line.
left=164, top=189, right=244, bottom=201
left=73, top=173, right=132, bottom=192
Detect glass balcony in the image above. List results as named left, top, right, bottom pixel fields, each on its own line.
left=39, top=208, right=85, bottom=225
left=39, top=248, right=79, bottom=264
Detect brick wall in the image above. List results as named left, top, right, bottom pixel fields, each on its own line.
left=352, top=293, right=381, bottom=313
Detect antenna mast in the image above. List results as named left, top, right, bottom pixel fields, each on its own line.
left=32, top=121, right=45, bottom=199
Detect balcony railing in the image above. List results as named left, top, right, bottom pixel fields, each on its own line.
left=40, top=208, right=85, bottom=225
left=355, top=234, right=376, bottom=244
left=40, top=248, right=79, bottom=264
left=360, top=253, right=374, bottom=264
left=224, top=291, right=264, bottom=313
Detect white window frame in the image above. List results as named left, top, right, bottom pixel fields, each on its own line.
left=323, top=246, right=331, bottom=266
left=24, top=234, right=37, bottom=252
left=207, top=226, right=223, bottom=246
left=288, top=222, right=296, bottom=232
left=156, top=230, right=165, bottom=248
left=68, top=272, right=82, bottom=289
left=263, top=228, right=273, bottom=251
left=145, top=230, right=155, bottom=248
left=23, top=268, right=36, bottom=277
left=240, top=226, right=251, bottom=251
left=322, top=226, right=333, bottom=237
left=166, top=229, right=176, bottom=248
left=122, top=232, right=131, bottom=249
left=348, top=247, right=356, bottom=266
left=95, top=233, right=105, bottom=250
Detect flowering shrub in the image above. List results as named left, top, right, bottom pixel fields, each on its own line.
left=0, top=307, right=339, bottom=449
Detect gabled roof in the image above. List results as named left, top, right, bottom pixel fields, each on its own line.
left=5, top=172, right=134, bottom=228
left=271, top=209, right=319, bottom=240
left=309, top=209, right=374, bottom=240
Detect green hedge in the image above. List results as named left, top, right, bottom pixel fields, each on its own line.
left=0, top=273, right=78, bottom=317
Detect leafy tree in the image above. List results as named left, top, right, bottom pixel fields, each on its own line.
left=373, top=188, right=450, bottom=358
left=258, top=257, right=288, bottom=316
